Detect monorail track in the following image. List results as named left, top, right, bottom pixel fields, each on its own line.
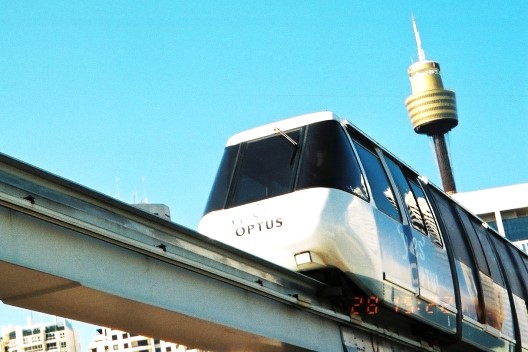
left=0, top=152, right=436, bottom=351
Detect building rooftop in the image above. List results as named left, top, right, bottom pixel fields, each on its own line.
left=453, top=183, right=528, bottom=214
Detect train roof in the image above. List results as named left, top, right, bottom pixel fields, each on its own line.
left=225, top=110, right=424, bottom=181
left=226, top=111, right=339, bottom=146
left=225, top=110, right=427, bottom=187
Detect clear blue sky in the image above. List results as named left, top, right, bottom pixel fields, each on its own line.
left=1, top=1, right=527, bottom=350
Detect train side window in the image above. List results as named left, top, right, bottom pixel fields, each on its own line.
left=427, top=187, right=483, bottom=322
left=512, top=249, right=528, bottom=300
left=521, top=255, right=528, bottom=298
left=485, top=233, right=519, bottom=338
left=409, top=179, right=442, bottom=246
left=522, top=255, right=528, bottom=299
left=384, top=157, right=427, bottom=233
left=471, top=223, right=514, bottom=333
left=350, top=140, right=401, bottom=221
left=491, top=236, right=528, bottom=300
left=455, top=207, right=491, bottom=276
left=470, top=223, right=505, bottom=287
left=428, top=189, right=474, bottom=270
left=506, top=248, right=528, bottom=352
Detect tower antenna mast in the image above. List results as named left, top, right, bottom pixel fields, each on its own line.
left=412, top=16, right=426, bottom=61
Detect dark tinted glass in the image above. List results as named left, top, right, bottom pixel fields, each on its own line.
left=455, top=207, right=491, bottom=276
left=229, top=130, right=300, bottom=207
left=472, top=225, right=505, bottom=287
left=384, top=157, right=426, bottom=232
left=426, top=186, right=488, bottom=322
left=495, top=239, right=528, bottom=299
left=428, top=187, right=474, bottom=265
left=489, top=235, right=522, bottom=294
left=409, top=179, right=442, bottom=246
left=351, top=139, right=400, bottom=221
left=523, top=256, right=528, bottom=282
left=203, top=145, right=239, bottom=214
left=297, top=121, right=367, bottom=199
left=510, top=253, right=528, bottom=296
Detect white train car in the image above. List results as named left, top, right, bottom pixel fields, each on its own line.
left=199, top=112, right=528, bottom=352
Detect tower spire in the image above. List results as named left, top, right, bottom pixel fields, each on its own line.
left=412, top=16, right=426, bottom=61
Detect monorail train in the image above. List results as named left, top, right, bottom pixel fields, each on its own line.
left=198, top=112, right=528, bottom=352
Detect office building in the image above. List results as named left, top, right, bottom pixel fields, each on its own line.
left=1, top=319, right=80, bottom=352
left=453, top=183, right=528, bottom=253
left=87, top=328, right=205, bottom=352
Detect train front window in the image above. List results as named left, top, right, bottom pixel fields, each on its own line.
left=228, top=129, right=301, bottom=208
left=203, top=145, right=239, bottom=214
left=296, top=121, right=367, bottom=199
left=204, top=119, right=368, bottom=213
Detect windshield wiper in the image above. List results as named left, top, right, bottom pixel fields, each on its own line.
left=274, top=127, right=299, bottom=164
left=274, top=127, right=298, bottom=146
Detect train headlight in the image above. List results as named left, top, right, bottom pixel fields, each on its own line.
left=294, top=251, right=313, bottom=266
left=294, top=251, right=325, bottom=270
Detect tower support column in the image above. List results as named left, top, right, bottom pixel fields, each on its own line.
left=432, top=134, right=457, bottom=194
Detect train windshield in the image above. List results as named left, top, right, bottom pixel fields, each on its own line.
left=230, top=129, right=301, bottom=207
left=203, top=120, right=366, bottom=214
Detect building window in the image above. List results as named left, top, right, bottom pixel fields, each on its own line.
left=24, top=344, right=43, bottom=352
left=60, top=342, right=67, bottom=348
left=46, top=342, right=57, bottom=350
left=138, top=340, right=149, bottom=347
left=113, top=345, right=118, bottom=350
left=503, top=216, right=528, bottom=241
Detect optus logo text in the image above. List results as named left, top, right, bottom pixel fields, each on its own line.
left=235, top=218, right=283, bottom=236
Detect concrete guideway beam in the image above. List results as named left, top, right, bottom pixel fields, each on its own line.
left=0, top=153, right=345, bottom=351
left=0, top=209, right=342, bottom=351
